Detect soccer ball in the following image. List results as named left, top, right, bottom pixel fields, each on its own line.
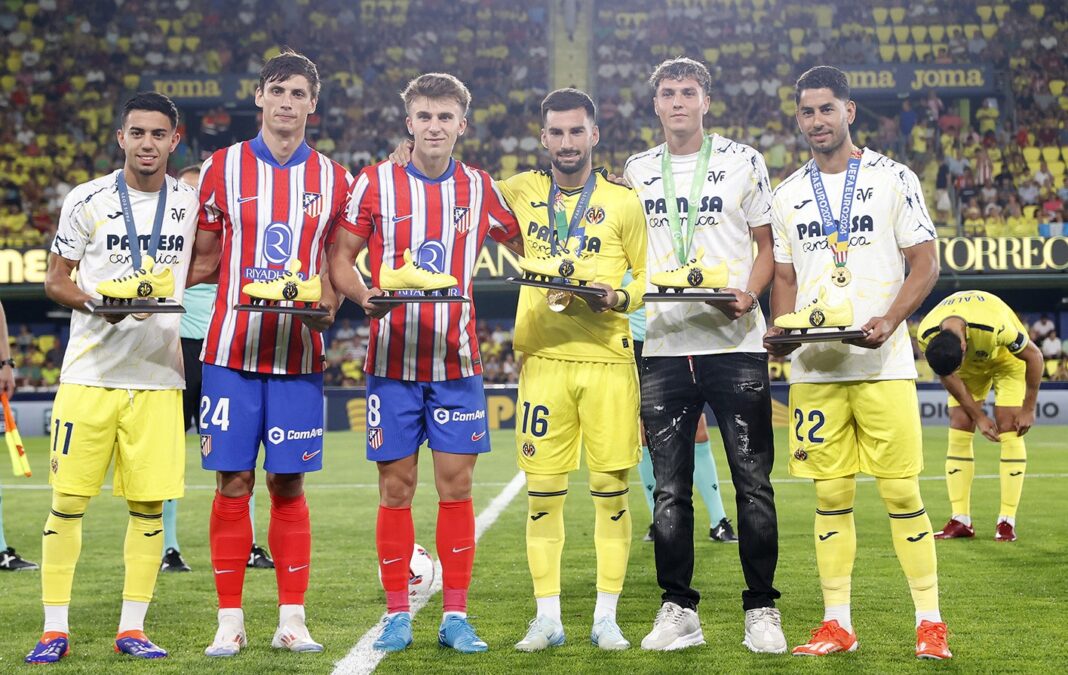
left=378, top=543, right=436, bottom=599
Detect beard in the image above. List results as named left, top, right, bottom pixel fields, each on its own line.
left=809, top=127, right=848, bottom=155
left=550, top=150, right=589, bottom=175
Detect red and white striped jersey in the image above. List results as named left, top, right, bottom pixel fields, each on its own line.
left=341, top=159, right=520, bottom=382
left=198, top=134, right=352, bottom=374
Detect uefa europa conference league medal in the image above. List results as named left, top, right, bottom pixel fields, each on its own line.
left=507, top=172, right=607, bottom=308
left=367, top=248, right=469, bottom=305
left=236, top=259, right=329, bottom=316
left=767, top=150, right=867, bottom=345
left=644, top=136, right=735, bottom=303
left=88, top=173, right=185, bottom=316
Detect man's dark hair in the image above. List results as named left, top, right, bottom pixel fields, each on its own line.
left=648, top=57, right=712, bottom=97
left=795, top=65, right=851, bottom=104
left=924, top=330, right=964, bottom=376
left=541, top=88, right=596, bottom=123
left=121, top=92, right=179, bottom=129
left=259, top=48, right=320, bottom=99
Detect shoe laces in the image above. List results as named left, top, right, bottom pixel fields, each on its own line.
left=918, top=621, right=947, bottom=642
left=748, top=607, right=781, bottom=627
left=654, top=603, right=685, bottom=629
left=114, top=267, right=148, bottom=282
left=808, top=620, right=845, bottom=642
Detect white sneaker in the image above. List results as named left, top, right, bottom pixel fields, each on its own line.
left=743, top=607, right=787, bottom=654
left=640, top=602, right=705, bottom=651
left=515, top=615, right=565, bottom=652
left=271, top=616, right=324, bottom=653
left=205, top=615, right=248, bottom=657
left=591, top=616, right=630, bottom=650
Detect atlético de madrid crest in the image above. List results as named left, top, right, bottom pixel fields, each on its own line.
left=303, top=192, right=322, bottom=218
left=453, top=206, right=471, bottom=233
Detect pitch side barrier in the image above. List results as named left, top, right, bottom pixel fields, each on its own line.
left=5, top=385, right=1066, bottom=438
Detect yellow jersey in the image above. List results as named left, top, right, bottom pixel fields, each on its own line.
left=917, top=291, right=1029, bottom=371
left=497, top=169, right=647, bottom=364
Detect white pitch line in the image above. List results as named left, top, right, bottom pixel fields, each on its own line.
left=331, top=471, right=526, bottom=675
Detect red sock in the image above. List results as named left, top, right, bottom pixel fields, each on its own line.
left=376, top=505, right=414, bottom=614
left=268, top=493, right=311, bottom=606
left=210, top=492, right=252, bottom=609
left=437, top=498, right=475, bottom=613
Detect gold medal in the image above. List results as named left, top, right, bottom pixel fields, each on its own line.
left=546, top=289, right=573, bottom=312
left=831, top=267, right=852, bottom=287
left=131, top=312, right=151, bottom=321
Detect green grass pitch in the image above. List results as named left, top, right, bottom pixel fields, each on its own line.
left=1, top=426, right=1065, bottom=673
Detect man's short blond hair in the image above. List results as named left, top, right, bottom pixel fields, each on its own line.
left=648, top=57, right=712, bottom=96
left=401, top=73, right=471, bottom=115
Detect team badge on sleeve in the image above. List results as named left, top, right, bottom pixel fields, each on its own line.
left=303, top=192, right=322, bottom=218
left=453, top=206, right=471, bottom=233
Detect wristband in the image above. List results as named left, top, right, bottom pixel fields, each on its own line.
left=0, top=358, right=13, bottom=368
left=611, top=288, right=630, bottom=313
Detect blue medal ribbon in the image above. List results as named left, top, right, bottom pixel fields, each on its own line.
left=116, top=171, right=168, bottom=270
left=809, top=149, right=862, bottom=267
left=547, top=171, right=597, bottom=256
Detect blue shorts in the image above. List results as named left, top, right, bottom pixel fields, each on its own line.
left=200, top=363, right=325, bottom=474
left=365, top=373, right=491, bottom=461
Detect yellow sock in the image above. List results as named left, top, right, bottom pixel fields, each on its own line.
left=42, top=492, right=89, bottom=606
left=123, top=500, right=164, bottom=603
left=590, top=469, right=631, bottom=595
left=525, top=473, right=568, bottom=598
left=999, top=431, right=1026, bottom=519
left=813, top=477, right=857, bottom=608
left=946, top=428, right=975, bottom=517
left=877, top=476, right=939, bottom=613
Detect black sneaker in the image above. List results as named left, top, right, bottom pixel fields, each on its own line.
left=160, top=547, right=191, bottom=572
left=248, top=544, right=275, bottom=569
left=710, top=517, right=738, bottom=543
left=643, top=523, right=654, bottom=542
left=0, top=546, right=39, bottom=571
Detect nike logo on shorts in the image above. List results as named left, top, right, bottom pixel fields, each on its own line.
left=382, top=557, right=403, bottom=565
left=302, top=450, right=322, bottom=461
left=288, top=564, right=309, bottom=573
left=471, top=431, right=486, bottom=442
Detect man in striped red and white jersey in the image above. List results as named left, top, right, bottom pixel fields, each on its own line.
left=330, top=73, right=523, bottom=653
left=188, top=50, right=350, bottom=657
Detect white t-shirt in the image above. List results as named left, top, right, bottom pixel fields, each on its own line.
left=51, top=170, right=199, bottom=389
left=770, top=149, right=936, bottom=383
left=624, top=134, right=772, bottom=357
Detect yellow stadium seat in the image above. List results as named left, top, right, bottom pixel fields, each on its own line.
left=1060, top=96, right=1068, bottom=112
left=184, top=36, right=200, bottom=51
left=1023, top=205, right=1038, bottom=220
left=768, top=361, right=783, bottom=380
left=1042, top=147, right=1062, bottom=163
left=897, top=44, right=914, bottom=61
left=928, top=25, right=945, bottom=41
left=893, top=25, right=909, bottom=43
left=947, top=24, right=963, bottom=39
left=1050, top=161, right=1066, bottom=177
left=879, top=45, right=896, bottom=61
left=23, top=3, right=38, bottom=18
left=738, top=42, right=754, bottom=58
left=889, top=7, right=905, bottom=23
left=704, top=47, right=720, bottom=63
left=911, top=25, right=928, bottom=42
left=1023, top=147, right=1041, bottom=163
left=155, top=19, right=170, bottom=34
left=873, top=7, right=888, bottom=24
left=792, top=46, right=807, bottom=61
left=914, top=44, right=932, bottom=60
left=981, top=23, right=998, bottom=39
left=167, top=37, right=182, bottom=53
left=1029, top=3, right=1045, bottom=20
left=994, top=5, right=1009, bottom=20
left=0, top=75, right=15, bottom=91
left=1050, top=80, right=1066, bottom=96
left=789, top=27, right=804, bottom=44
left=1046, top=360, right=1059, bottom=378
left=964, top=24, right=980, bottom=39
left=876, top=25, right=892, bottom=43
left=977, top=5, right=993, bottom=21
left=782, top=361, right=791, bottom=379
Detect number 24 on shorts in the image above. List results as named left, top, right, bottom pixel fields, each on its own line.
left=794, top=408, right=826, bottom=443
left=200, top=396, right=231, bottom=432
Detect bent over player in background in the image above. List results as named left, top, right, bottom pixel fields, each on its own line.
left=918, top=290, right=1044, bottom=542
left=28, top=92, right=198, bottom=663
left=765, top=66, right=949, bottom=659
left=498, top=88, right=647, bottom=651
left=331, top=72, right=523, bottom=653
left=191, top=50, right=350, bottom=656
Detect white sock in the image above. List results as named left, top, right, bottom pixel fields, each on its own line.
left=279, top=604, right=304, bottom=626
left=443, top=611, right=467, bottom=621
left=43, top=605, right=69, bottom=633
left=593, top=591, right=619, bottom=622
left=997, top=515, right=1015, bottom=526
left=952, top=513, right=972, bottom=527
left=218, top=607, right=244, bottom=624
left=823, top=604, right=852, bottom=631
left=916, top=609, right=942, bottom=627
left=535, top=595, right=561, bottom=622
left=118, top=600, right=149, bottom=633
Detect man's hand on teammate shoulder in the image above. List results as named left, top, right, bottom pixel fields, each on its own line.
left=762, top=326, right=800, bottom=358
left=848, top=316, right=892, bottom=349
left=709, top=288, right=755, bottom=320
left=604, top=173, right=630, bottom=188
left=581, top=282, right=619, bottom=313
left=389, top=140, right=415, bottom=167
left=1013, top=407, right=1035, bottom=436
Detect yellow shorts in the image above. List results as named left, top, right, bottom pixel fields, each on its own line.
left=788, top=380, right=922, bottom=479
left=49, top=384, right=185, bottom=501
left=516, top=355, right=640, bottom=475
left=951, top=353, right=1026, bottom=408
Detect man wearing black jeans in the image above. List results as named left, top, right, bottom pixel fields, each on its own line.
left=623, top=57, right=784, bottom=653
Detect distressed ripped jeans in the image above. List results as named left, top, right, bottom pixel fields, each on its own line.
left=640, top=352, right=780, bottom=611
